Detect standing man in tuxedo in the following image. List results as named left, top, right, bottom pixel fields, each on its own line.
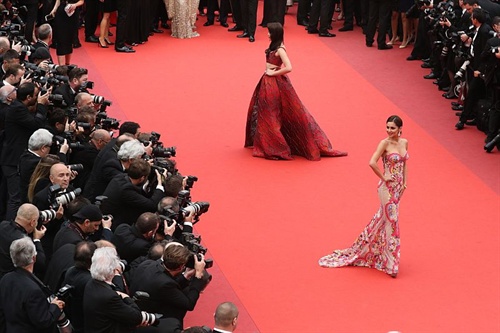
left=307, top=0, right=336, bottom=37
left=204, top=0, right=231, bottom=27
left=228, top=0, right=244, bottom=31
left=297, top=0, right=313, bottom=26
left=115, top=0, right=135, bottom=52
left=261, top=0, right=287, bottom=26
left=84, top=0, right=100, bottom=43
left=237, top=0, right=258, bottom=42
left=213, top=302, right=239, bottom=333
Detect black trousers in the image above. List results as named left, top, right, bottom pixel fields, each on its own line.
left=241, top=0, right=258, bottom=35
left=297, top=0, right=312, bottom=24
left=20, top=2, right=38, bottom=43
left=460, top=76, right=486, bottom=122
left=207, top=0, right=231, bottom=24
left=261, top=0, right=287, bottom=25
left=230, top=0, right=243, bottom=27
left=116, top=0, right=131, bottom=47
left=84, top=0, right=100, bottom=38
left=365, top=0, right=391, bottom=45
left=410, top=10, right=431, bottom=59
left=308, top=0, right=333, bottom=33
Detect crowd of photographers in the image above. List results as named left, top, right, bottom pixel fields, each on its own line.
left=403, top=0, right=500, bottom=151
left=0, top=17, right=223, bottom=332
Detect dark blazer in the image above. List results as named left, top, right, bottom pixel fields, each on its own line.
left=18, top=150, right=41, bottom=204
left=52, top=223, right=86, bottom=254
left=42, top=243, right=76, bottom=293
left=0, top=220, right=46, bottom=278
left=101, top=174, right=165, bottom=228
left=70, top=142, right=99, bottom=190
left=112, top=224, right=153, bottom=263
left=0, top=100, right=47, bottom=167
left=83, top=279, right=143, bottom=333
left=54, top=84, right=76, bottom=108
left=129, top=259, right=206, bottom=326
left=29, top=41, right=53, bottom=63
left=63, top=266, right=92, bottom=333
left=472, top=23, right=493, bottom=70
left=85, top=157, right=124, bottom=201
left=0, top=268, right=62, bottom=333
left=83, top=138, right=119, bottom=201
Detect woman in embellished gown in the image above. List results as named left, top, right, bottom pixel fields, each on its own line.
left=244, top=23, right=347, bottom=161
left=166, top=0, right=200, bottom=38
left=319, top=115, right=408, bottom=277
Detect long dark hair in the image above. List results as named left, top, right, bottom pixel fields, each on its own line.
left=265, top=22, right=284, bottom=55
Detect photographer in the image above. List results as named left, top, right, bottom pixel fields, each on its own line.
left=456, top=8, right=493, bottom=129
left=83, top=247, right=160, bottom=332
left=53, top=204, right=112, bottom=253
left=32, top=162, right=79, bottom=260
left=213, top=302, right=239, bottom=333
left=0, top=82, right=50, bottom=220
left=84, top=137, right=142, bottom=202
left=70, top=129, right=111, bottom=189
left=0, top=237, right=64, bottom=333
left=100, top=158, right=166, bottom=228
left=129, top=242, right=209, bottom=328
left=29, top=24, right=53, bottom=64
left=1, top=63, right=25, bottom=87
left=0, top=203, right=46, bottom=278
left=157, top=196, right=194, bottom=242
left=19, top=128, right=68, bottom=204
left=112, top=212, right=173, bottom=263
left=53, top=66, right=89, bottom=107
left=61, top=241, right=97, bottom=333
left=0, top=49, right=19, bottom=78
left=75, top=92, right=95, bottom=111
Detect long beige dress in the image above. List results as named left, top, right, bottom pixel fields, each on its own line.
left=165, top=0, right=200, bottom=38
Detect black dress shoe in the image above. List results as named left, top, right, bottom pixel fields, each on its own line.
left=406, top=55, right=420, bottom=61
left=298, top=20, right=309, bottom=26
left=73, top=42, right=82, bottom=48
left=443, top=92, right=456, bottom=99
left=378, top=44, right=393, bottom=50
left=339, top=26, right=353, bottom=31
left=221, top=22, right=229, bottom=27
left=319, top=31, right=336, bottom=37
left=115, top=45, right=135, bottom=53
left=203, top=21, right=214, bottom=26
left=366, top=41, right=373, bottom=47
left=423, top=72, right=437, bottom=79
left=451, top=101, right=461, bottom=107
left=421, top=62, right=432, bottom=68
left=85, top=35, right=99, bottom=43
left=438, top=86, right=450, bottom=91
left=152, top=28, right=163, bottom=33
left=455, top=121, right=465, bottom=130
left=307, top=28, right=320, bottom=34
left=455, top=111, right=462, bottom=116
left=452, top=105, right=464, bottom=111
left=228, top=25, right=244, bottom=31
left=237, top=32, right=249, bottom=38
left=249, top=36, right=255, bottom=42
left=422, top=58, right=430, bottom=62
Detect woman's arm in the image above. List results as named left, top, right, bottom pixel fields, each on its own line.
left=266, top=47, right=292, bottom=76
left=369, top=140, right=390, bottom=182
left=402, top=139, right=408, bottom=188
left=50, top=0, right=60, bottom=16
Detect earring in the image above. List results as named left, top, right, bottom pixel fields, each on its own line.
left=398, top=131, right=401, bottom=137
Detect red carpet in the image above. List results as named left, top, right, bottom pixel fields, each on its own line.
left=68, top=3, right=499, bottom=332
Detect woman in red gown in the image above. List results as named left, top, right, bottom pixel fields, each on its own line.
left=244, top=23, right=347, bottom=161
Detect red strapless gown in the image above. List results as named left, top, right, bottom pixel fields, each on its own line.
left=244, top=50, right=347, bottom=161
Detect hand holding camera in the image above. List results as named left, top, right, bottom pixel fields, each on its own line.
left=163, top=219, right=176, bottom=236
left=33, top=224, right=46, bottom=239
left=50, top=296, right=65, bottom=310
left=37, top=87, right=51, bottom=105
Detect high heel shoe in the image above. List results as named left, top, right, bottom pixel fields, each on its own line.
left=98, top=39, right=108, bottom=48
left=104, top=38, right=114, bottom=45
left=399, top=41, right=408, bottom=48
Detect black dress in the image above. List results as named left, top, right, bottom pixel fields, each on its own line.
left=54, top=0, right=79, bottom=56
left=100, top=0, right=117, bottom=12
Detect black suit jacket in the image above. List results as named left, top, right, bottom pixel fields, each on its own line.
left=42, top=243, right=76, bottom=293
left=63, top=266, right=92, bottom=333
left=0, top=220, right=46, bottom=278
left=54, top=84, right=76, bottom=108
left=0, top=100, right=47, bottom=167
left=83, top=279, right=143, bottom=333
left=0, top=268, right=62, bottom=333
left=70, top=142, right=99, bottom=189
left=29, top=41, right=53, bottom=63
left=84, top=157, right=123, bottom=201
left=18, top=150, right=41, bottom=204
left=101, top=174, right=165, bottom=228
left=472, top=23, right=493, bottom=70
left=112, top=224, right=153, bottom=263
left=129, top=259, right=206, bottom=326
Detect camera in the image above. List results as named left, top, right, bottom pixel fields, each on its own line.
left=484, top=132, right=500, bottom=152
left=37, top=209, right=57, bottom=229
left=182, top=232, right=214, bottom=269
left=455, top=60, right=470, bottom=79
left=53, top=134, right=85, bottom=150
left=67, top=164, right=84, bottom=172
left=95, top=111, right=120, bottom=131
left=140, top=312, right=163, bottom=327
left=185, top=175, right=198, bottom=190
left=50, top=284, right=74, bottom=333
left=48, top=184, right=82, bottom=209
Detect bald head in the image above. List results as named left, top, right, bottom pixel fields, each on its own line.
left=49, top=163, right=71, bottom=189
left=75, top=92, right=94, bottom=109
left=91, top=129, right=111, bottom=150
left=214, top=302, right=239, bottom=331
left=15, top=204, right=40, bottom=233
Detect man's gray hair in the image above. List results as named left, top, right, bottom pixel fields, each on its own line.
left=0, top=85, right=15, bottom=103
left=37, top=24, right=52, bottom=40
left=117, top=140, right=145, bottom=160
left=90, top=247, right=120, bottom=282
left=28, top=128, right=53, bottom=150
left=10, top=237, right=36, bottom=268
